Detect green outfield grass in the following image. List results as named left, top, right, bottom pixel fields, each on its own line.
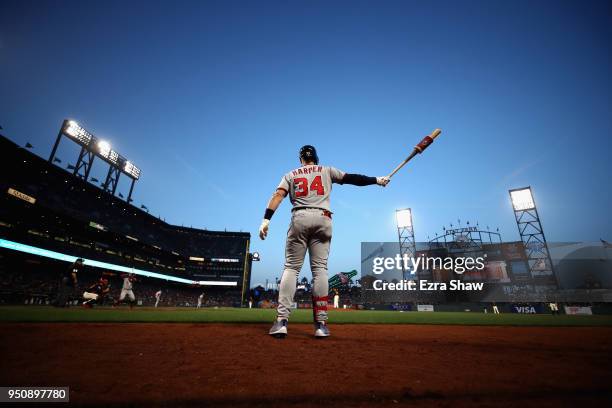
left=0, top=306, right=611, bottom=326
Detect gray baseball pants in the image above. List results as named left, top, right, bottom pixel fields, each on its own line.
left=277, top=208, right=332, bottom=321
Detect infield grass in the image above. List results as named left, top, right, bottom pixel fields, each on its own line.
left=0, top=306, right=611, bottom=326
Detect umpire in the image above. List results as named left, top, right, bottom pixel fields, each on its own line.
left=54, top=258, right=83, bottom=307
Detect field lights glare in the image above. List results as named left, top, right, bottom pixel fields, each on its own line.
left=396, top=208, right=413, bottom=228
left=58, top=118, right=142, bottom=187
left=98, top=140, right=111, bottom=157
left=124, top=161, right=141, bottom=180
left=64, top=120, right=92, bottom=145
left=510, top=187, right=535, bottom=211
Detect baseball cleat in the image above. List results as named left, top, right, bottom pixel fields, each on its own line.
left=314, top=321, right=330, bottom=338
left=269, top=319, right=288, bottom=338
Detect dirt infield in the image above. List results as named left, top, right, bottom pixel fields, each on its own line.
left=1, top=323, right=612, bottom=407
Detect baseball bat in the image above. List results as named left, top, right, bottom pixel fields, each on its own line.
left=387, top=128, right=442, bottom=178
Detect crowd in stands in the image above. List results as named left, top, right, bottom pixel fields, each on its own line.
left=0, top=255, right=242, bottom=307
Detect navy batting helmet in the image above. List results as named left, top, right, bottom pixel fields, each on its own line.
left=299, top=145, right=319, bottom=165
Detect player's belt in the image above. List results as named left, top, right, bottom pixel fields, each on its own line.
left=292, top=207, right=332, bottom=219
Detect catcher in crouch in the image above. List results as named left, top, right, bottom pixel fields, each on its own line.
left=259, top=145, right=389, bottom=338
left=82, top=275, right=111, bottom=308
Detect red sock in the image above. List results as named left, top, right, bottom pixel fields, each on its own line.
left=312, top=296, right=328, bottom=322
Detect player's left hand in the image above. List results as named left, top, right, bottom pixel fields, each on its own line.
left=376, top=176, right=390, bottom=187
left=259, top=219, right=270, bottom=240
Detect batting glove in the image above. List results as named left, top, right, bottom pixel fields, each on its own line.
left=376, top=176, right=390, bottom=187
left=259, top=219, right=270, bottom=240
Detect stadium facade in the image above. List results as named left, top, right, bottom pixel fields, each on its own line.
left=0, top=134, right=252, bottom=305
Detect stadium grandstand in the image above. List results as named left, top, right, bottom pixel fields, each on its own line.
left=0, top=131, right=252, bottom=306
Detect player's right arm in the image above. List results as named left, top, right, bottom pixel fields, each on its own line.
left=342, top=174, right=389, bottom=186
left=328, top=167, right=389, bottom=187
left=259, top=187, right=288, bottom=240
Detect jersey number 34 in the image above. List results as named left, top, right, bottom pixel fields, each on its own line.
left=294, top=176, right=324, bottom=197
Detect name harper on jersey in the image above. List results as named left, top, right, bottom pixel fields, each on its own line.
left=292, top=166, right=323, bottom=177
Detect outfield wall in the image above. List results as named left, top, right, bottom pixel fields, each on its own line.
left=362, top=302, right=612, bottom=315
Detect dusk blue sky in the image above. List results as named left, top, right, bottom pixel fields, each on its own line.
left=1, top=0, right=610, bottom=285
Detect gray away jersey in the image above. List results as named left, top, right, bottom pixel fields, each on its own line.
left=277, top=165, right=345, bottom=211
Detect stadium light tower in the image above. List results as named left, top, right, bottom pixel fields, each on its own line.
left=95, top=139, right=120, bottom=195
left=49, top=119, right=141, bottom=203
left=509, top=186, right=556, bottom=284
left=396, top=208, right=416, bottom=280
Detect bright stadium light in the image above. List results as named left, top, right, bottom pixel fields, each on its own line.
left=396, top=208, right=413, bottom=228
left=97, top=140, right=111, bottom=156
left=97, top=140, right=119, bottom=164
left=124, top=160, right=141, bottom=180
left=53, top=119, right=143, bottom=202
left=64, top=120, right=92, bottom=146
left=510, top=187, right=535, bottom=211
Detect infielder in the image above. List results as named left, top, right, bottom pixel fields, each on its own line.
left=549, top=302, right=559, bottom=315
left=197, top=292, right=204, bottom=308
left=154, top=290, right=162, bottom=308
left=492, top=303, right=500, bottom=314
left=333, top=289, right=340, bottom=309
left=114, top=273, right=137, bottom=309
left=260, top=145, right=389, bottom=338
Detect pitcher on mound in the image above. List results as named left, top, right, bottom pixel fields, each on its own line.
left=259, top=145, right=389, bottom=338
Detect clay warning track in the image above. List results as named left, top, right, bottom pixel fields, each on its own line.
left=1, top=323, right=611, bottom=407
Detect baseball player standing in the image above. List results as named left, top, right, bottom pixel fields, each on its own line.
left=154, top=290, right=162, bottom=308
left=114, top=273, right=137, bottom=309
left=197, top=292, right=204, bottom=308
left=260, top=145, right=389, bottom=338
left=549, top=301, right=559, bottom=315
